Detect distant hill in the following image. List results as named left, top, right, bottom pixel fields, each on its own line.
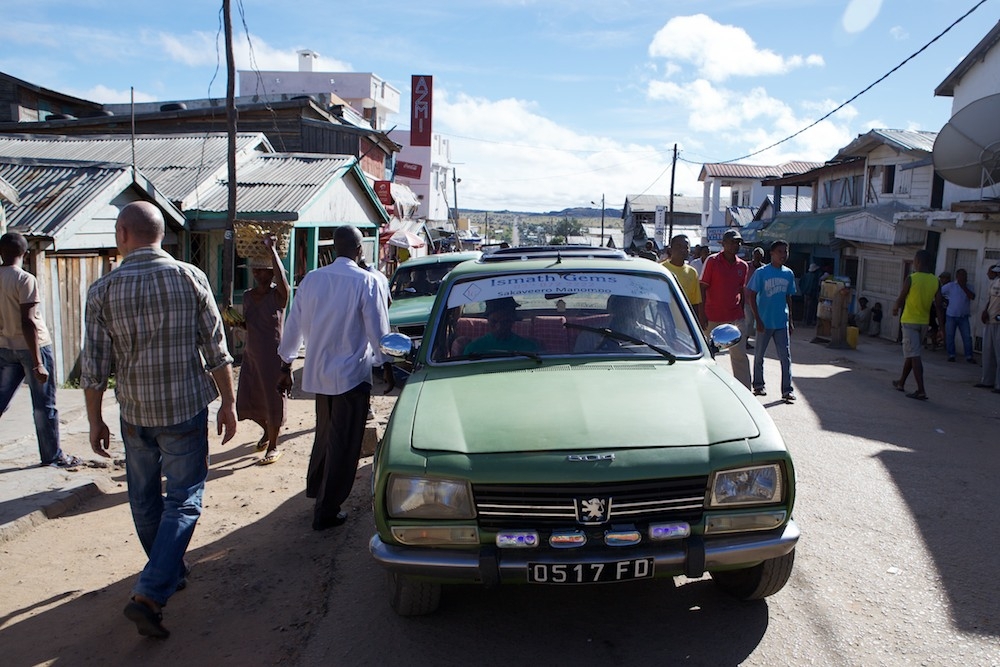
left=464, top=207, right=622, bottom=223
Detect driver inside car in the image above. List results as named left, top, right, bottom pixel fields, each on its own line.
left=462, top=297, right=541, bottom=355
left=573, top=294, right=668, bottom=352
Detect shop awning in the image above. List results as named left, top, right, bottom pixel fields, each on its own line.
left=760, top=209, right=860, bottom=246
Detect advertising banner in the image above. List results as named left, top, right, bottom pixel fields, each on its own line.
left=374, top=181, right=393, bottom=206
left=411, top=75, right=433, bottom=147
left=395, top=160, right=423, bottom=180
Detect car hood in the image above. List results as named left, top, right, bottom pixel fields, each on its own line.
left=410, top=362, right=759, bottom=454
left=388, top=296, right=435, bottom=327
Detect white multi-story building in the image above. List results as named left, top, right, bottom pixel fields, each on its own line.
left=389, top=130, right=455, bottom=226
left=699, top=161, right=821, bottom=239
left=239, top=50, right=400, bottom=131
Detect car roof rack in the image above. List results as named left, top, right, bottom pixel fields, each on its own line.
left=480, top=245, right=628, bottom=262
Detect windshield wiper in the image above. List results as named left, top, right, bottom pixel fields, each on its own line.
left=564, top=322, right=676, bottom=364
left=463, top=350, right=543, bottom=364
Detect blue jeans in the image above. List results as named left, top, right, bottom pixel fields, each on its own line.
left=0, top=345, right=62, bottom=465
left=945, top=315, right=973, bottom=360
left=122, top=408, right=209, bottom=606
left=752, top=327, right=793, bottom=395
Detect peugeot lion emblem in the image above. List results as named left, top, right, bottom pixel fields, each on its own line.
left=576, top=497, right=611, bottom=524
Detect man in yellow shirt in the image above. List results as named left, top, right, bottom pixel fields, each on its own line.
left=660, top=234, right=703, bottom=324
left=891, top=249, right=943, bottom=400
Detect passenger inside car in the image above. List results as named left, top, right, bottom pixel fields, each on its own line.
left=462, top=297, right=541, bottom=356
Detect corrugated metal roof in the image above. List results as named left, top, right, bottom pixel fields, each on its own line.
left=0, top=158, right=128, bottom=237
left=834, top=129, right=937, bottom=160
left=699, top=160, right=823, bottom=181
left=728, top=206, right=757, bottom=226
left=0, top=133, right=271, bottom=203
left=191, top=153, right=355, bottom=214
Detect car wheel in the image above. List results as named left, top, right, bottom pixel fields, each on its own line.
left=386, top=571, right=441, bottom=616
left=710, top=548, right=795, bottom=600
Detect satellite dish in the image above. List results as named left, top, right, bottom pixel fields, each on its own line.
left=933, top=92, right=1000, bottom=189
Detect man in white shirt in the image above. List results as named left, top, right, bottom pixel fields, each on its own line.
left=689, top=245, right=710, bottom=278
left=277, top=225, right=393, bottom=530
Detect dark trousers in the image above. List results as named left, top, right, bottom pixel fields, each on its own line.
left=307, top=383, right=371, bottom=525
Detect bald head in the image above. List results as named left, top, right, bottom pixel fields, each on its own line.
left=117, top=202, right=165, bottom=254
left=333, top=225, right=363, bottom=261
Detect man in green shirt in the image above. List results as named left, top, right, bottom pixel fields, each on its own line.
left=891, top=249, right=943, bottom=400
left=463, top=297, right=540, bottom=355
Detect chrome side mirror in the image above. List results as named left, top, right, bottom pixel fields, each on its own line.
left=380, top=332, right=414, bottom=359
left=708, top=323, right=741, bottom=357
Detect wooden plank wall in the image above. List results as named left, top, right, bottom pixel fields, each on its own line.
left=43, top=254, right=108, bottom=384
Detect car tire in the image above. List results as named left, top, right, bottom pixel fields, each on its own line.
left=387, top=571, right=441, bottom=616
left=710, top=548, right=795, bottom=600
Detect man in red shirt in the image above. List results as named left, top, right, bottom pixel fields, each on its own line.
left=700, top=229, right=751, bottom=389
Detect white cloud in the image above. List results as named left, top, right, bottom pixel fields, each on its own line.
left=842, top=0, right=883, bottom=34
left=889, top=26, right=908, bottom=40
left=61, top=84, right=157, bottom=105
left=648, top=14, right=823, bottom=82
left=151, top=30, right=351, bottom=72
left=430, top=90, right=678, bottom=212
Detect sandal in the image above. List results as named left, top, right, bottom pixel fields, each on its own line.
left=905, top=391, right=928, bottom=401
left=891, top=380, right=905, bottom=392
left=258, top=450, right=283, bottom=465
left=254, top=435, right=268, bottom=452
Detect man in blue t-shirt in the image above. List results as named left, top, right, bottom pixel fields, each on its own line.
left=747, top=240, right=798, bottom=401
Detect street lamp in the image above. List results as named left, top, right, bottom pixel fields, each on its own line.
left=590, top=194, right=605, bottom=247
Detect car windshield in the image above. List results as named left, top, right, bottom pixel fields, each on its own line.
left=390, top=262, right=460, bottom=300
left=427, top=270, right=702, bottom=362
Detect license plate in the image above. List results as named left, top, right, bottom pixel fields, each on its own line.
left=527, top=558, right=654, bottom=584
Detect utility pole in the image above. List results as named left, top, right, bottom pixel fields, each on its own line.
left=591, top=195, right=606, bottom=247
left=668, top=143, right=677, bottom=242
left=222, top=0, right=237, bottom=307
left=600, top=194, right=605, bottom=247
left=484, top=210, right=489, bottom=246
left=452, top=168, right=460, bottom=234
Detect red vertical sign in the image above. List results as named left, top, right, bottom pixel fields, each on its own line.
left=375, top=181, right=393, bottom=206
left=411, top=75, right=433, bottom=147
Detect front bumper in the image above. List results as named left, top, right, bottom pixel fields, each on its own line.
left=370, top=520, right=799, bottom=584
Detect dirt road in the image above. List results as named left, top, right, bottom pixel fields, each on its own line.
left=0, top=372, right=399, bottom=666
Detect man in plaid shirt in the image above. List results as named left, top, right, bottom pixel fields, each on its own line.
left=81, top=201, right=237, bottom=639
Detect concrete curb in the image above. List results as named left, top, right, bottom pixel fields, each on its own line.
left=0, top=481, right=102, bottom=544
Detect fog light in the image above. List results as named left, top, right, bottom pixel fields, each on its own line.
left=496, top=530, right=539, bottom=548
left=648, top=522, right=691, bottom=541
left=604, top=529, right=642, bottom=546
left=705, top=511, right=787, bottom=534
left=391, top=526, right=479, bottom=545
left=549, top=530, right=587, bottom=548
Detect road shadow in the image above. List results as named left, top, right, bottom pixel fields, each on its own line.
left=305, top=482, right=773, bottom=667
left=0, top=466, right=355, bottom=665
left=776, top=334, right=999, bottom=637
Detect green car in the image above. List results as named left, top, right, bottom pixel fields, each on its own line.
left=373, top=246, right=798, bottom=616
left=388, top=251, right=482, bottom=342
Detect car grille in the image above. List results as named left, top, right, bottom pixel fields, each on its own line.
left=472, top=477, right=707, bottom=529
left=395, top=324, right=425, bottom=337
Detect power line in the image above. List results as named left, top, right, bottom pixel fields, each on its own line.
left=719, top=0, right=990, bottom=164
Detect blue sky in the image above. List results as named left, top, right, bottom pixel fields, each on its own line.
left=0, top=0, right=995, bottom=212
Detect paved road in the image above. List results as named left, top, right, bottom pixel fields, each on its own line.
left=2, top=332, right=998, bottom=665
left=298, top=333, right=1000, bottom=666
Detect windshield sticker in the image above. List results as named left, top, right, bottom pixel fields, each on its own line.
left=449, top=273, right=664, bottom=309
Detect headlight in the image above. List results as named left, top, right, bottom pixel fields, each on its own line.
left=387, top=475, right=475, bottom=519
left=709, top=464, right=783, bottom=507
